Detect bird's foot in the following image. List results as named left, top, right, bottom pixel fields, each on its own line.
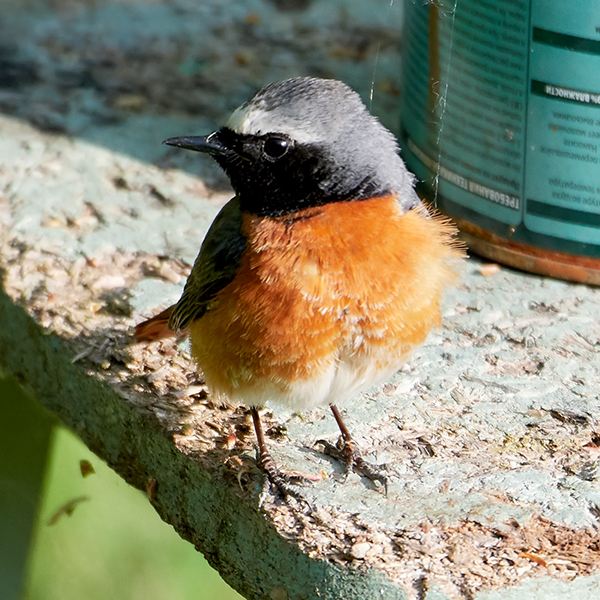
left=316, top=438, right=388, bottom=493
left=256, top=447, right=313, bottom=503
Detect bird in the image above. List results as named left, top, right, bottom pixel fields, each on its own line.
left=135, top=76, right=463, bottom=495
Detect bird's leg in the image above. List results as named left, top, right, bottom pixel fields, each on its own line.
left=250, top=407, right=308, bottom=498
left=318, top=404, right=388, bottom=492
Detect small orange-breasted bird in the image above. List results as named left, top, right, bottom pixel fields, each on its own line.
left=136, top=77, right=463, bottom=493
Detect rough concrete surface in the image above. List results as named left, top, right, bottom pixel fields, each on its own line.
left=1, top=1, right=600, bottom=599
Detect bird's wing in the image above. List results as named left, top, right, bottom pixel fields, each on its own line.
left=168, top=196, right=246, bottom=332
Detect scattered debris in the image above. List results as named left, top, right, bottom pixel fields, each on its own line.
left=47, top=496, right=90, bottom=525
left=79, top=459, right=95, bottom=478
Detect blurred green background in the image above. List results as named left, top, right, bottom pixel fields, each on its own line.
left=0, top=376, right=243, bottom=600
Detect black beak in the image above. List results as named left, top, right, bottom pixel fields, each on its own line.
left=162, top=132, right=227, bottom=155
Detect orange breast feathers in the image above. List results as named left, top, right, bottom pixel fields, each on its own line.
left=187, top=195, right=463, bottom=410
left=190, top=196, right=462, bottom=410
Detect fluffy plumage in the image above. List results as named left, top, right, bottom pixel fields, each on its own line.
left=185, top=195, right=460, bottom=411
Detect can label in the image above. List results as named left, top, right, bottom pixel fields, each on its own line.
left=400, top=0, right=600, bottom=257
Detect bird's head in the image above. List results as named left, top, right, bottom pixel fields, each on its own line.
left=164, top=77, right=418, bottom=217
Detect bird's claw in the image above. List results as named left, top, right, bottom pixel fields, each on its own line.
left=315, top=438, right=389, bottom=493
left=255, top=448, right=312, bottom=503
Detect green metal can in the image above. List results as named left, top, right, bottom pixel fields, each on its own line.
left=400, top=0, right=600, bottom=284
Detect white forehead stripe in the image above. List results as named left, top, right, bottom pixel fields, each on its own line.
left=226, top=105, right=323, bottom=145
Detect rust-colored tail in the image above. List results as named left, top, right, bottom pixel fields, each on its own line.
left=134, top=305, right=179, bottom=341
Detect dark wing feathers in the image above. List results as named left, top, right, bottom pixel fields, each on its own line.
left=168, top=197, right=246, bottom=331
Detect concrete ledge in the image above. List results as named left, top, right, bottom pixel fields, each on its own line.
left=2, top=112, right=600, bottom=600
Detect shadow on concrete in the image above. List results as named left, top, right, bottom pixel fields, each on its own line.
left=0, top=0, right=404, bottom=189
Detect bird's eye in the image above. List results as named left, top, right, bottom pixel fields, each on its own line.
left=263, top=136, right=290, bottom=160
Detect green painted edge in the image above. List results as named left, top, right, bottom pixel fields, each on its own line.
left=0, top=283, right=406, bottom=600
